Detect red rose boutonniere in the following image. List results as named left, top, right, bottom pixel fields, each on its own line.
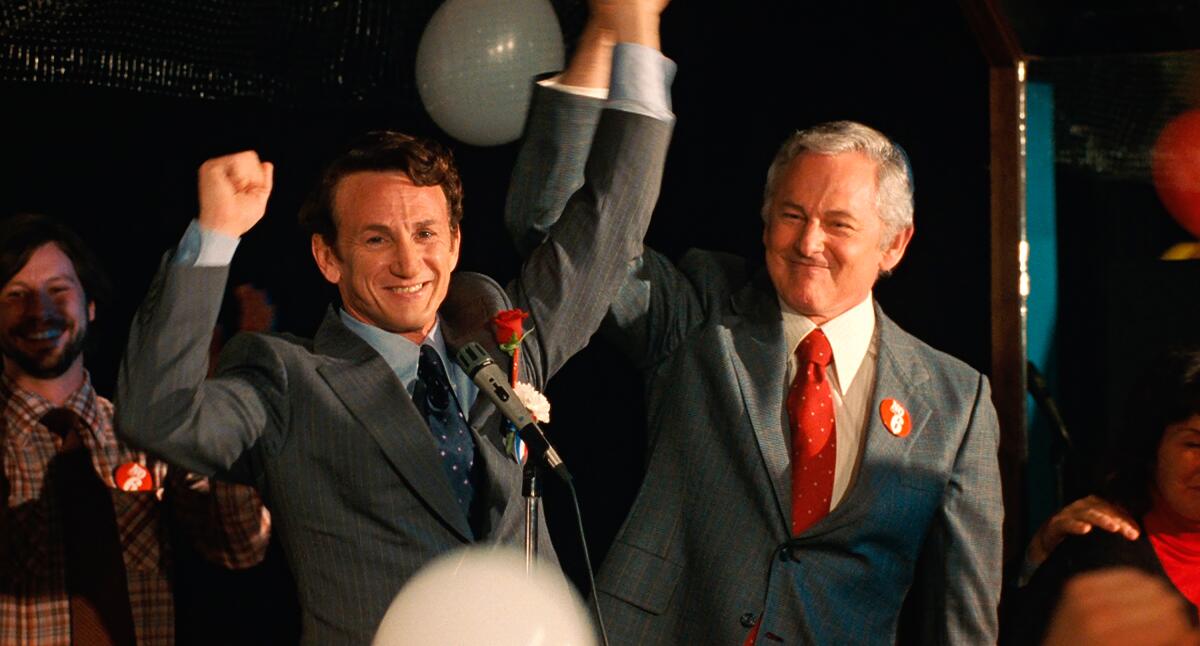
left=490, top=308, right=549, bottom=462
left=491, top=308, right=531, bottom=375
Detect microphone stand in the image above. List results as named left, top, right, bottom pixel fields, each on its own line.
left=523, top=459, right=541, bottom=572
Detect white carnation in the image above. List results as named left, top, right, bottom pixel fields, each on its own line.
left=513, top=381, right=551, bottom=423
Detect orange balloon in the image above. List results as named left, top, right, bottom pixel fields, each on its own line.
left=1152, top=109, right=1200, bottom=239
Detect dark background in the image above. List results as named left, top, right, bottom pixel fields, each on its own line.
left=2, top=0, right=1198, bottom=643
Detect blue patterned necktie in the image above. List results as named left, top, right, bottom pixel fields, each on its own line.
left=414, top=344, right=478, bottom=520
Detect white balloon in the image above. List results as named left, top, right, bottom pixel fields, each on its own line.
left=416, top=0, right=565, bottom=147
left=373, top=546, right=597, bottom=646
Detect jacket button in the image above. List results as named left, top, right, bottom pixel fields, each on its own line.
left=740, top=612, right=756, bottom=628
left=779, top=546, right=792, bottom=562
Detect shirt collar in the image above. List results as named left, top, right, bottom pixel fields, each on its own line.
left=338, top=310, right=452, bottom=390
left=1, top=369, right=103, bottom=434
left=779, top=293, right=876, bottom=396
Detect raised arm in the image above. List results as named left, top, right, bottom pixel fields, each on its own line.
left=505, top=6, right=612, bottom=256
left=116, top=151, right=284, bottom=477
left=504, top=0, right=677, bottom=383
left=505, top=0, right=667, bottom=256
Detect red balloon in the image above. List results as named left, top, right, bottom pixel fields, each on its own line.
left=1152, top=109, right=1200, bottom=239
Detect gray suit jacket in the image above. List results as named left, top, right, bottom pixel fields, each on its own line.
left=506, top=99, right=1002, bottom=645
left=116, top=88, right=672, bottom=644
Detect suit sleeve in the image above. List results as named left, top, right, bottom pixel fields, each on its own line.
left=168, top=471, right=272, bottom=569
left=505, top=84, right=604, bottom=258
left=116, top=255, right=288, bottom=478
left=507, top=83, right=736, bottom=377
left=937, top=374, right=1003, bottom=644
left=503, top=84, right=675, bottom=383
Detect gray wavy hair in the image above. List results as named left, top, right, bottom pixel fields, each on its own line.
left=761, top=121, right=914, bottom=245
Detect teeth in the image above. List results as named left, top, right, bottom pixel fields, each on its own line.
left=28, top=329, right=63, bottom=340
left=390, top=283, right=425, bottom=294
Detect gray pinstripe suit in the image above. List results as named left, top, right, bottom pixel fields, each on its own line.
left=507, top=94, right=1003, bottom=644
left=115, top=89, right=673, bottom=644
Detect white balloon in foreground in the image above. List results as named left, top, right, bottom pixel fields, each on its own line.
left=373, top=546, right=596, bottom=646
left=415, top=0, right=565, bottom=146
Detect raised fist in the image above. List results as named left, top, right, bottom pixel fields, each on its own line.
left=197, top=151, right=274, bottom=238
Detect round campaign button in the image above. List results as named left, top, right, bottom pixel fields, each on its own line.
left=879, top=399, right=912, bottom=438
left=114, top=462, right=155, bottom=492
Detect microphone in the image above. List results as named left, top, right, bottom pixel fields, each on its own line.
left=454, top=342, right=571, bottom=483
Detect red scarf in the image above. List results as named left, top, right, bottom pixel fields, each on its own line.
left=1145, top=500, right=1200, bottom=608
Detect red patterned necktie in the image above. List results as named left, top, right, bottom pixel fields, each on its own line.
left=787, top=328, right=836, bottom=536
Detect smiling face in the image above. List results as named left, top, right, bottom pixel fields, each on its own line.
left=1154, top=414, right=1200, bottom=525
left=763, top=151, right=913, bottom=324
left=0, top=242, right=94, bottom=380
left=312, top=171, right=460, bottom=344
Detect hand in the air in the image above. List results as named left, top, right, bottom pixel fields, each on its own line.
left=197, top=150, right=274, bottom=238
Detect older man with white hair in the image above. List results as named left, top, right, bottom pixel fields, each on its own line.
left=507, top=112, right=1002, bottom=643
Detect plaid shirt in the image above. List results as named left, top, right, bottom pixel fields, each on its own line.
left=0, top=373, right=271, bottom=645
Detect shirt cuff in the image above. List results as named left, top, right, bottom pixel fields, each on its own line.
left=538, top=75, right=609, bottom=100
left=174, top=219, right=240, bottom=267
left=608, top=42, right=675, bottom=121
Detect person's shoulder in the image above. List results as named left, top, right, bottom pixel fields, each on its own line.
left=677, top=249, right=751, bottom=283
left=220, top=329, right=316, bottom=367
left=94, top=393, right=115, bottom=421
left=243, top=330, right=313, bottom=351
left=676, top=248, right=763, bottom=302
left=447, top=271, right=506, bottom=306
left=444, top=271, right=510, bottom=330
left=1055, top=529, right=1156, bottom=573
left=877, top=309, right=982, bottom=385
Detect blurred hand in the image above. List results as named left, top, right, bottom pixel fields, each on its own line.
left=1043, top=568, right=1200, bottom=646
left=592, top=0, right=670, bottom=48
left=198, top=150, right=274, bottom=238
left=1028, top=495, right=1140, bottom=567
left=591, top=0, right=671, bottom=25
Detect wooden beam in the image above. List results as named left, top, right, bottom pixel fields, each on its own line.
left=988, top=63, right=1028, bottom=577
left=960, top=0, right=1029, bottom=582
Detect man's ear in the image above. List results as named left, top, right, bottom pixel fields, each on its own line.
left=311, top=234, right=342, bottom=285
left=880, top=226, right=914, bottom=274
left=87, top=300, right=95, bottom=323
left=448, top=226, right=461, bottom=272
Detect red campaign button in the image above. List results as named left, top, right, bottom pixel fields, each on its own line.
left=879, top=399, right=912, bottom=437
left=114, top=462, right=154, bottom=492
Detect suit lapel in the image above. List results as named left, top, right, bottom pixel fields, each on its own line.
left=856, top=309, right=935, bottom=485
left=312, top=308, right=473, bottom=542
left=724, top=275, right=792, bottom=530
